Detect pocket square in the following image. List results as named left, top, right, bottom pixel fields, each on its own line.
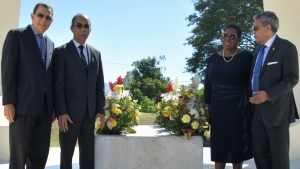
left=267, top=61, right=278, bottom=65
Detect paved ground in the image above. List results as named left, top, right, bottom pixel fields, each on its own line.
left=1, top=147, right=300, bottom=169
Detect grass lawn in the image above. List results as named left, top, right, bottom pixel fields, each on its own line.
left=50, top=112, right=210, bottom=147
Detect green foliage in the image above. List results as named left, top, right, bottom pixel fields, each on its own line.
left=195, top=87, right=204, bottom=106
left=185, top=0, right=264, bottom=80
left=129, top=56, right=171, bottom=102
left=139, top=96, right=158, bottom=113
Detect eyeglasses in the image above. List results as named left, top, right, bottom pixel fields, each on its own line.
left=75, top=23, right=90, bottom=30
left=253, top=26, right=259, bottom=31
left=221, top=32, right=238, bottom=40
left=36, top=13, right=52, bottom=21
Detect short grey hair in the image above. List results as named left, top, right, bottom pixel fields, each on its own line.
left=253, top=11, right=279, bottom=33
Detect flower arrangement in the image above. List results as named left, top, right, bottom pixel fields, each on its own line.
left=95, top=76, right=140, bottom=134
left=155, top=75, right=209, bottom=140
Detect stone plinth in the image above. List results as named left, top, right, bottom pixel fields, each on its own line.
left=0, top=99, right=9, bottom=160
left=95, top=125, right=203, bottom=169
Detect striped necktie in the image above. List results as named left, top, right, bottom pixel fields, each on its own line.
left=252, top=45, right=267, bottom=95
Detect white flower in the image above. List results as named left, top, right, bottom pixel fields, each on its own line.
left=161, top=92, right=180, bottom=102
left=173, top=78, right=179, bottom=92
left=189, top=108, right=199, bottom=119
left=107, top=121, right=113, bottom=130
left=190, top=75, right=200, bottom=92
left=186, top=100, right=195, bottom=110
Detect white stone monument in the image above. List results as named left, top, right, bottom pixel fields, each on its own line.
left=95, top=125, right=203, bottom=169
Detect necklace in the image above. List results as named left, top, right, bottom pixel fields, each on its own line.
left=223, top=48, right=239, bottom=62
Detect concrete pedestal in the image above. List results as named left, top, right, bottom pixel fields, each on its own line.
left=0, top=101, right=9, bottom=160
left=95, top=125, right=203, bottom=169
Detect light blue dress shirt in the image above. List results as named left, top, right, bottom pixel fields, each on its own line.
left=72, top=39, right=89, bottom=64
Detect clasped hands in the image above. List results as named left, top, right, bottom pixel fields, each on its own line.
left=249, top=90, right=269, bottom=104
left=58, top=113, right=105, bottom=132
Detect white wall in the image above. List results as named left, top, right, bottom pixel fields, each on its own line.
left=0, top=0, right=21, bottom=95
left=264, top=0, right=300, bottom=160
left=0, top=0, right=20, bottom=160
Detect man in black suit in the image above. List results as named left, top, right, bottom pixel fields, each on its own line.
left=53, top=13, right=105, bottom=169
left=1, top=2, right=55, bottom=169
left=249, top=11, right=299, bottom=169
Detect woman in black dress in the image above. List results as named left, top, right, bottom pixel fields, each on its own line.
left=204, top=24, right=253, bottom=169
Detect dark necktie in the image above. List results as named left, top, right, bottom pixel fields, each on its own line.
left=252, top=45, right=267, bottom=95
left=38, top=34, right=46, bottom=65
left=78, top=45, right=88, bottom=73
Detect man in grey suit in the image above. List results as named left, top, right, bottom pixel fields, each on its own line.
left=53, top=13, right=105, bottom=169
left=249, top=11, right=299, bottom=169
left=1, top=2, right=55, bottom=169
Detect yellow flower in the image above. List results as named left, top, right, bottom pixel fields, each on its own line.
left=95, top=120, right=100, bottom=130
left=188, top=93, right=194, bottom=98
left=181, top=114, right=191, bottom=123
left=164, top=106, right=173, bottom=111
left=112, top=108, right=122, bottom=115
left=113, top=84, right=123, bottom=93
left=127, top=96, right=132, bottom=100
left=112, top=103, right=118, bottom=108
left=135, top=116, right=140, bottom=123
left=110, top=120, right=117, bottom=127
left=185, top=92, right=194, bottom=98
left=133, top=100, right=138, bottom=103
left=191, top=121, right=199, bottom=129
left=105, top=111, right=111, bottom=120
left=135, top=109, right=140, bottom=114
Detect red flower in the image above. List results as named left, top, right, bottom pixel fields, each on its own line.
left=183, top=128, right=190, bottom=134
left=200, top=129, right=204, bottom=135
left=178, top=96, right=183, bottom=99
left=191, top=131, right=196, bottom=136
left=162, top=114, right=169, bottom=117
left=181, top=104, right=186, bottom=108
left=166, top=83, right=173, bottom=93
left=109, top=81, right=115, bottom=91
left=116, top=76, right=123, bottom=85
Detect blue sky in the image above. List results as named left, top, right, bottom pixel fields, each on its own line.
left=19, top=0, right=196, bottom=84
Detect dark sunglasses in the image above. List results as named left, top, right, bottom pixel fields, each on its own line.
left=75, top=23, right=90, bottom=30
left=221, top=32, right=238, bottom=40
left=253, top=26, right=259, bottom=31
left=36, top=13, right=52, bottom=21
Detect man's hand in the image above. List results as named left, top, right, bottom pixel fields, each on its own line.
left=58, top=114, right=73, bottom=132
left=95, top=113, right=105, bottom=129
left=4, top=104, right=15, bottom=123
left=52, top=110, right=56, bottom=123
left=249, top=90, right=269, bottom=104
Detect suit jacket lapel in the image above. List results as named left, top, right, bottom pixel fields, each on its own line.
left=67, top=40, right=87, bottom=78
left=260, top=35, right=280, bottom=75
left=45, top=35, right=53, bottom=70
left=87, top=44, right=94, bottom=78
left=87, top=44, right=93, bottom=66
left=24, top=25, right=45, bottom=67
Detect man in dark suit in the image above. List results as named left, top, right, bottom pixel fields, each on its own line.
left=1, top=2, right=55, bottom=169
left=53, top=13, right=105, bottom=169
left=249, top=11, right=299, bottom=169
